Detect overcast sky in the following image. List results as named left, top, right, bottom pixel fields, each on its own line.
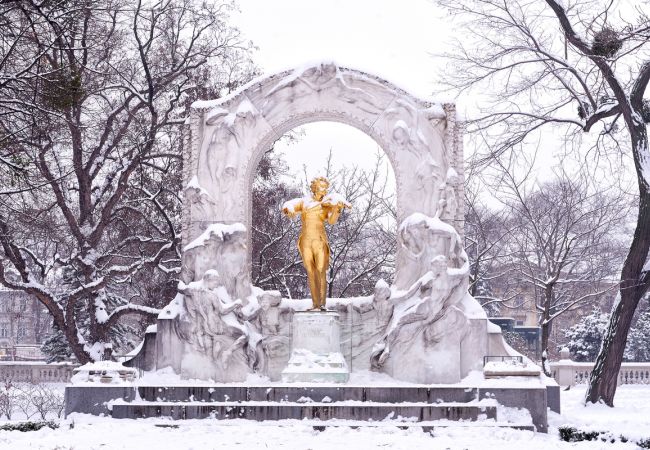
left=235, top=0, right=452, bottom=99
left=234, top=0, right=454, bottom=189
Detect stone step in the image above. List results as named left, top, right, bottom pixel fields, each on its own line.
left=151, top=420, right=535, bottom=432
left=312, top=422, right=535, bottom=432
left=111, top=400, right=496, bottom=422
left=136, top=385, right=478, bottom=404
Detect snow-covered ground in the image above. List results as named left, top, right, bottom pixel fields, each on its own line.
left=1, top=384, right=649, bottom=449
left=551, top=385, right=650, bottom=444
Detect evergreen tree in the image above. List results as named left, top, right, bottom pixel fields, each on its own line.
left=625, top=310, right=650, bottom=362
left=563, top=306, right=650, bottom=362
left=563, top=309, right=610, bottom=362
left=40, top=324, right=72, bottom=363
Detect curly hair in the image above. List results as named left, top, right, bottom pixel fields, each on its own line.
left=309, top=176, right=329, bottom=193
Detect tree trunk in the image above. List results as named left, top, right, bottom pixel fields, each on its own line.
left=469, top=261, right=479, bottom=297
left=328, top=268, right=334, bottom=299
left=541, top=283, right=555, bottom=377
left=64, top=323, right=91, bottom=364
left=540, top=322, right=551, bottom=375
left=542, top=324, right=551, bottom=376
left=587, top=124, right=650, bottom=405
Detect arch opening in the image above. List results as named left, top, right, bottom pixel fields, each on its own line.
left=250, top=121, right=397, bottom=300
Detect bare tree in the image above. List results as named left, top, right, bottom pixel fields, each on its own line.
left=0, top=381, right=17, bottom=420
left=0, top=1, right=254, bottom=362
left=325, top=151, right=396, bottom=298
left=13, top=384, right=36, bottom=420
left=438, top=0, right=650, bottom=405
left=20, top=383, right=64, bottom=420
left=489, top=156, right=628, bottom=375
left=465, top=177, right=514, bottom=315
left=252, top=148, right=306, bottom=298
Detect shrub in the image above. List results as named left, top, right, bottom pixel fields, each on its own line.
left=0, top=420, right=59, bottom=432
left=559, top=425, right=650, bottom=448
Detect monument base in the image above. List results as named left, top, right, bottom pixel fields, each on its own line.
left=282, top=348, right=349, bottom=383
left=281, top=311, right=349, bottom=383
left=65, top=380, right=554, bottom=432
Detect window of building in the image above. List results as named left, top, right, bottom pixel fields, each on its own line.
left=15, top=300, right=26, bottom=312
left=16, top=324, right=27, bottom=340
left=0, top=324, right=8, bottom=338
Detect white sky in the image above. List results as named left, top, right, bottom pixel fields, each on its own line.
left=271, top=122, right=386, bottom=190
left=234, top=0, right=454, bottom=187
left=234, top=0, right=453, bottom=100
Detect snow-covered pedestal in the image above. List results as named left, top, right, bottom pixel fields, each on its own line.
left=281, top=312, right=349, bottom=383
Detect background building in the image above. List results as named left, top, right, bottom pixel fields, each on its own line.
left=0, top=288, right=51, bottom=360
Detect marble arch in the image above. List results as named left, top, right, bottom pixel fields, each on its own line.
left=150, top=61, right=525, bottom=386
left=182, top=62, right=464, bottom=287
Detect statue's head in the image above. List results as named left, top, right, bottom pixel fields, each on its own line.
left=202, top=269, right=220, bottom=289
left=392, top=121, right=409, bottom=146
left=430, top=255, right=448, bottom=274
left=373, top=278, right=391, bottom=302
left=260, top=291, right=282, bottom=310
left=310, top=177, right=329, bottom=201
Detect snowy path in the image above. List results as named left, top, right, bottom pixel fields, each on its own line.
left=1, top=385, right=649, bottom=449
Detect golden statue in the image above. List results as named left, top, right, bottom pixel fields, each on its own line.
left=282, top=177, right=351, bottom=310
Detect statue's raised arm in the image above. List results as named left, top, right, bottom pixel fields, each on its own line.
left=281, top=197, right=303, bottom=219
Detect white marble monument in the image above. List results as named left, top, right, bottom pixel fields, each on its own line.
left=141, top=62, right=522, bottom=384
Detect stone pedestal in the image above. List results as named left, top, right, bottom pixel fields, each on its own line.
left=281, top=311, right=349, bottom=383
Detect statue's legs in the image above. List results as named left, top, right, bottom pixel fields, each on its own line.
left=299, top=239, right=320, bottom=308
left=313, top=240, right=329, bottom=308
left=299, top=237, right=329, bottom=309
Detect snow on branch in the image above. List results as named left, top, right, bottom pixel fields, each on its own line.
left=104, top=303, right=161, bottom=323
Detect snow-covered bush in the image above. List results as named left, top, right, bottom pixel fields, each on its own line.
left=22, top=384, right=65, bottom=420
left=625, top=310, right=650, bottom=362
left=14, top=386, right=37, bottom=420
left=563, top=307, right=650, bottom=362
left=563, top=309, right=610, bottom=362
left=0, top=421, right=58, bottom=432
